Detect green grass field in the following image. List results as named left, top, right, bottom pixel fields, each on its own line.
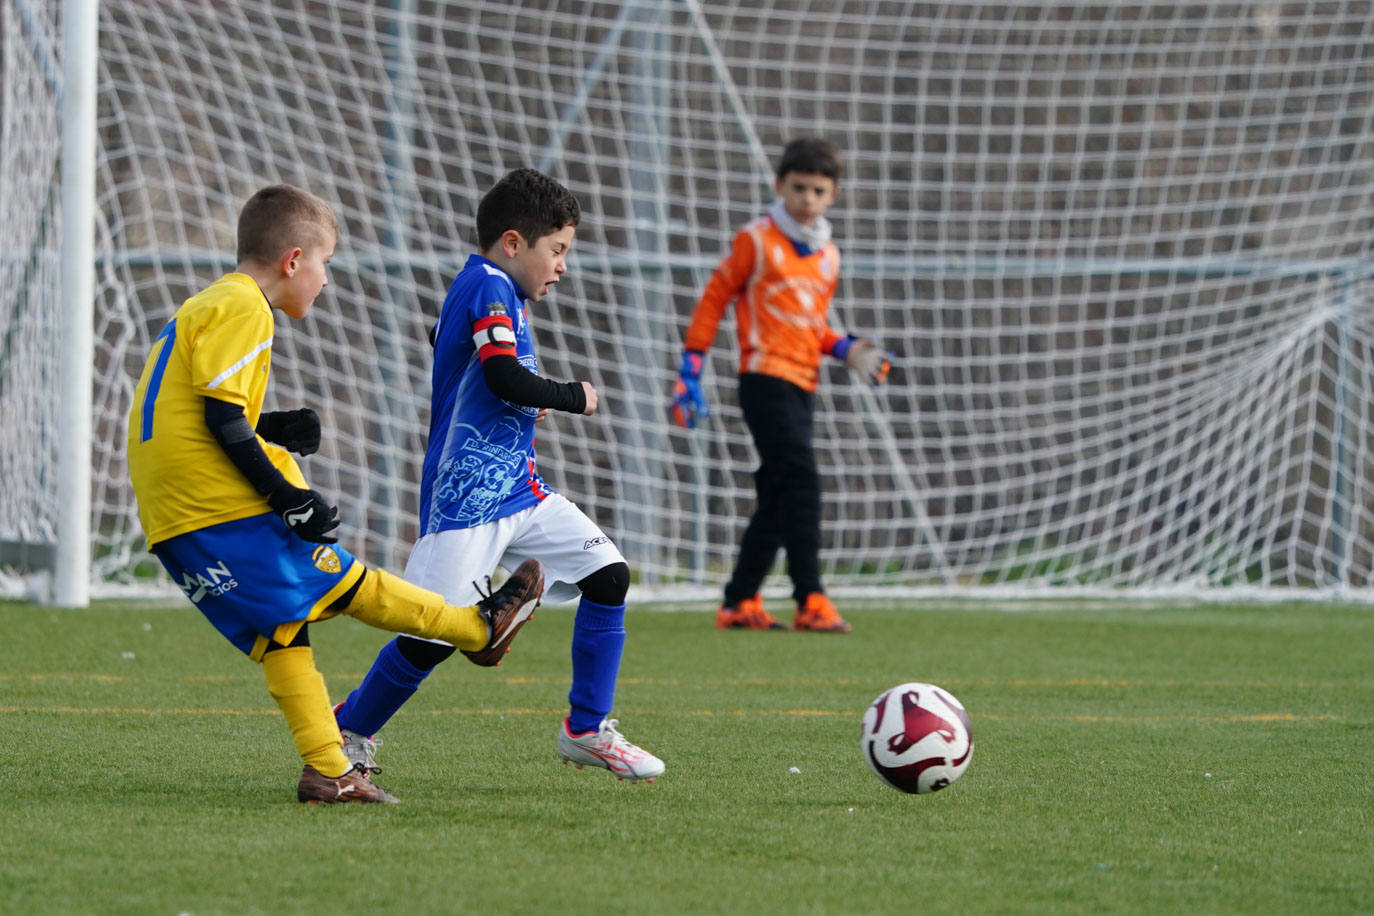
left=4, top=597, right=1373, bottom=914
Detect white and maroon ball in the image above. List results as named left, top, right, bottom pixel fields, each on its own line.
left=860, top=682, right=973, bottom=794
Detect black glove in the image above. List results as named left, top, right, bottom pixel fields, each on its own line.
left=256, top=408, right=321, bottom=456
left=267, top=484, right=340, bottom=544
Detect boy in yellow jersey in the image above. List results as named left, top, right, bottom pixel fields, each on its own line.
left=127, top=184, right=545, bottom=805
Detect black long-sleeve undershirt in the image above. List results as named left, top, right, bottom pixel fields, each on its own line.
left=206, top=353, right=583, bottom=497
left=480, top=353, right=587, bottom=413
left=203, top=396, right=289, bottom=496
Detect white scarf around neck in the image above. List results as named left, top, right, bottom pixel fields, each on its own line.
left=768, top=198, right=832, bottom=251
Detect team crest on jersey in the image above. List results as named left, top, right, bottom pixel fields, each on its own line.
left=178, top=559, right=238, bottom=603
left=431, top=418, right=530, bottom=528
left=312, top=545, right=341, bottom=574
left=486, top=301, right=508, bottom=317
left=820, top=249, right=837, bottom=279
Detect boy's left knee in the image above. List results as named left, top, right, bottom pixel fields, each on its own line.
left=578, top=561, right=630, bottom=606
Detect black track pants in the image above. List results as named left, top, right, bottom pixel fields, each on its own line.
left=723, top=373, right=823, bottom=605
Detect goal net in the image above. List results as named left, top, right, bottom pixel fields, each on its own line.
left=4, top=1, right=1374, bottom=601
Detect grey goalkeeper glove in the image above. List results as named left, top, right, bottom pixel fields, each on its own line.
left=838, top=336, right=892, bottom=386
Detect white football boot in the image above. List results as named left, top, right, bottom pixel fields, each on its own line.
left=340, top=728, right=383, bottom=777
left=558, top=717, right=665, bottom=782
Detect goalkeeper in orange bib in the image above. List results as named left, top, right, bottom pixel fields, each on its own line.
left=672, top=138, right=891, bottom=632
left=126, top=185, right=544, bottom=804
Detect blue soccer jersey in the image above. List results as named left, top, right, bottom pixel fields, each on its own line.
left=419, top=254, right=551, bottom=534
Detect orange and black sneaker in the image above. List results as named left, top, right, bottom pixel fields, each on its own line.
left=715, top=594, right=786, bottom=630
left=793, top=593, right=852, bottom=632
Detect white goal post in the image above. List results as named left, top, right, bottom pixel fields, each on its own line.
left=4, top=1, right=1374, bottom=604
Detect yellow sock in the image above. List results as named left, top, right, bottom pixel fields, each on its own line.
left=343, top=568, right=488, bottom=651
left=261, top=645, right=351, bottom=778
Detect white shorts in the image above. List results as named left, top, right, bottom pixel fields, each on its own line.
left=404, top=492, right=625, bottom=609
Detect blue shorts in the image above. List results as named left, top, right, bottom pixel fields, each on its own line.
left=153, top=513, right=365, bottom=660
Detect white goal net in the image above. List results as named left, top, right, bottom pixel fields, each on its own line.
left=4, top=1, right=1374, bottom=602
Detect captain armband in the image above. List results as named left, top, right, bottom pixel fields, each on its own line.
left=472, top=315, right=517, bottom=360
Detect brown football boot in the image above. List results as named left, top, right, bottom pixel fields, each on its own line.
left=461, top=558, right=545, bottom=666
left=297, top=762, right=399, bottom=804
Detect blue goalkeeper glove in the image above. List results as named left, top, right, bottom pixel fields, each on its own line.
left=670, top=351, right=709, bottom=429
left=834, top=336, right=893, bottom=386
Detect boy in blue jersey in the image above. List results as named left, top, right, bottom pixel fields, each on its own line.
left=334, top=168, right=664, bottom=782
left=127, top=184, right=545, bottom=805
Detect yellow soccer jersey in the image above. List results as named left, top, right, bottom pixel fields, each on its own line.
left=127, top=272, right=307, bottom=548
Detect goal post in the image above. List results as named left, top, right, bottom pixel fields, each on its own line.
left=4, top=1, right=1374, bottom=603
left=53, top=0, right=97, bottom=607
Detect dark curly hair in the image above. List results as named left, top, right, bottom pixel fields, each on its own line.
left=476, top=168, right=581, bottom=251
left=775, top=138, right=843, bottom=182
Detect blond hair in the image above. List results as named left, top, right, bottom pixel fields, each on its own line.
left=235, top=184, right=337, bottom=266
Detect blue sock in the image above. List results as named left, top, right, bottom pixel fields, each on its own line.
left=334, top=638, right=432, bottom=737
left=567, top=598, right=626, bottom=735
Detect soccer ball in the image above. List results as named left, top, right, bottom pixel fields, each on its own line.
left=860, top=682, right=973, bottom=794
